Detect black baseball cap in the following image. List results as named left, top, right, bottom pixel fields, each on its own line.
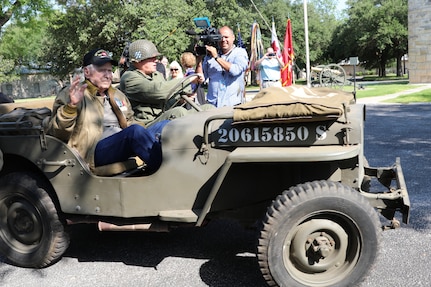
left=83, top=49, right=116, bottom=67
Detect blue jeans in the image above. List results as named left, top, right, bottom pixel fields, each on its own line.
left=94, top=120, right=169, bottom=172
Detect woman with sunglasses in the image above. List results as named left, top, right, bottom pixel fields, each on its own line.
left=168, top=61, right=183, bottom=80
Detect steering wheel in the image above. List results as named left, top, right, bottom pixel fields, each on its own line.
left=163, top=74, right=203, bottom=112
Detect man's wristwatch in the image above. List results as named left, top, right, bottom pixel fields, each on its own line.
left=214, top=56, right=219, bottom=61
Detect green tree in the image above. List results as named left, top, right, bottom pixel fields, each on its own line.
left=0, top=55, right=18, bottom=83
left=0, top=18, right=48, bottom=66
left=245, top=0, right=341, bottom=71
left=10, top=0, right=342, bottom=80
left=0, top=0, right=52, bottom=28
left=43, top=0, right=211, bottom=77
left=377, top=0, right=408, bottom=76
left=332, top=0, right=407, bottom=76
left=284, top=0, right=341, bottom=71
left=0, top=0, right=53, bottom=82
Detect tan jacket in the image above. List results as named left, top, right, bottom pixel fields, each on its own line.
left=47, top=81, right=134, bottom=169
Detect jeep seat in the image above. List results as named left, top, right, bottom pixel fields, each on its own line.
left=92, top=157, right=145, bottom=176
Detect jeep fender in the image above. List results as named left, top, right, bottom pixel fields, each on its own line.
left=196, top=145, right=362, bottom=226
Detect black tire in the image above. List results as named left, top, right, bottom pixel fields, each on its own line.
left=0, top=172, right=69, bottom=268
left=258, top=180, right=381, bottom=287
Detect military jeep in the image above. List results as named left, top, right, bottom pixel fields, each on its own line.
left=0, top=83, right=410, bottom=287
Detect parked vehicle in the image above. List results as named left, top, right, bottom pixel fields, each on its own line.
left=0, top=80, right=410, bottom=287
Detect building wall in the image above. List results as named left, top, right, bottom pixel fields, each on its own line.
left=408, top=0, right=431, bottom=83
left=0, top=73, right=62, bottom=100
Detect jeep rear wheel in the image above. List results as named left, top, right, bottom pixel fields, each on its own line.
left=0, top=172, right=69, bottom=268
left=258, top=180, right=381, bottom=287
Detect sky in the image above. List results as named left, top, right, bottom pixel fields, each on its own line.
left=335, top=0, right=348, bottom=18
left=337, top=0, right=347, bottom=12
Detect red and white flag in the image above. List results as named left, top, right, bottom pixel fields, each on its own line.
left=282, top=18, right=294, bottom=86
left=271, top=19, right=282, bottom=58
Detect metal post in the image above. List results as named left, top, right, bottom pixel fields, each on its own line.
left=350, top=57, right=359, bottom=101
left=353, top=63, right=356, bottom=101
left=304, top=1, right=310, bottom=88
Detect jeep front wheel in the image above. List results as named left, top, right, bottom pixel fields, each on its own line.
left=258, top=180, right=381, bottom=287
left=0, top=172, right=69, bottom=268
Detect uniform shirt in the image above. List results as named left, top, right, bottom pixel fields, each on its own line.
left=120, top=66, right=193, bottom=124
left=202, top=46, right=249, bottom=107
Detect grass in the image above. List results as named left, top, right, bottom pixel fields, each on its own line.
left=360, top=74, right=409, bottom=81
left=343, top=83, right=431, bottom=102
left=342, top=83, right=416, bottom=98
left=293, top=77, right=431, bottom=103
left=15, top=95, right=55, bottom=103
left=382, top=89, right=431, bottom=103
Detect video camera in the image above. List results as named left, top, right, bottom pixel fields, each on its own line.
left=186, top=17, right=222, bottom=56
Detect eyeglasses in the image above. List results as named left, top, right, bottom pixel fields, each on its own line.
left=170, top=68, right=179, bottom=71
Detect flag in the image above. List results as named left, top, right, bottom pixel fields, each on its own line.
left=271, top=18, right=282, bottom=58
left=237, top=24, right=245, bottom=48
left=281, top=18, right=294, bottom=86
left=249, top=21, right=264, bottom=71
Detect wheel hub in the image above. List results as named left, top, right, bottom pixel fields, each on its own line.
left=7, top=201, right=42, bottom=245
left=289, top=219, right=348, bottom=273
left=305, top=232, right=335, bottom=261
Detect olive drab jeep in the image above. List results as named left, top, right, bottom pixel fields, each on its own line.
left=0, top=79, right=410, bottom=287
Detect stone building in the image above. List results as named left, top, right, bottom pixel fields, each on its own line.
left=0, top=67, right=62, bottom=100
left=408, top=0, right=431, bottom=83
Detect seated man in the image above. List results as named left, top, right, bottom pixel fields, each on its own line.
left=47, top=48, right=167, bottom=174
left=120, top=39, right=209, bottom=126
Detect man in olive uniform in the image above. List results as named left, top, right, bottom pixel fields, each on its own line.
left=120, top=40, right=204, bottom=126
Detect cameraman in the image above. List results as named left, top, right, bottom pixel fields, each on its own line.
left=255, top=47, right=285, bottom=89
left=195, top=26, right=249, bottom=107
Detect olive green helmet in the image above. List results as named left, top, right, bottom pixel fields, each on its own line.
left=129, top=39, right=161, bottom=62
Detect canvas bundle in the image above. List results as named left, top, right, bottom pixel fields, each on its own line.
left=0, top=107, right=51, bottom=128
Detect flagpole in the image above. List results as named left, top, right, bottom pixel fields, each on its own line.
left=303, top=0, right=311, bottom=87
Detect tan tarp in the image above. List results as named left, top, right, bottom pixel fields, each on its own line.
left=233, top=85, right=354, bottom=124
left=0, top=98, right=54, bottom=114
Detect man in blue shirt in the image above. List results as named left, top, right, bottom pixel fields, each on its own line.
left=196, top=26, right=249, bottom=107
left=255, top=47, right=285, bottom=89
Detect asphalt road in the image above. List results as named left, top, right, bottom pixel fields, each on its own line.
left=1, top=103, right=431, bottom=287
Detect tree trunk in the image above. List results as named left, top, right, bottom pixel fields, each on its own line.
left=379, top=62, right=386, bottom=77
left=396, top=56, right=403, bottom=77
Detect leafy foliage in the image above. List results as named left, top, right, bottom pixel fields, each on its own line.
left=0, top=55, right=19, bottom=82
left=0, top=0, right=52, bottom=27
left=0, top=0, right=53, bottom=83
left=0, top=0, right=409, bottom=81
left=0, top=18, right=48, bottom=65
left=332, top=0, right=407, bottom=76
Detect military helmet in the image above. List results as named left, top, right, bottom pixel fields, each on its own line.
left=129, top=40, right=161, bottom=62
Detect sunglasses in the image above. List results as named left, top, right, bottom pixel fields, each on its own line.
left=170, top=68, right=179, bottom=71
